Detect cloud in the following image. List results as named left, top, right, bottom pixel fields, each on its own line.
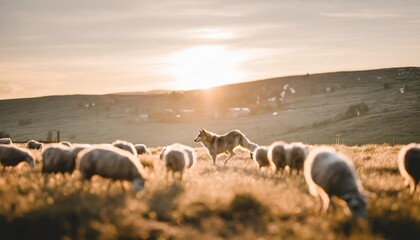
left=321, top=11, right=400, bottom=19
left=0, top=81, right=24, bottom=94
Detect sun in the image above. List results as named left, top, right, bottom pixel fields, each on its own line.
left=165, top=45, right=244, bottom=90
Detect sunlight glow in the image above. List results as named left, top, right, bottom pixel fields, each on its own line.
left=165, top=45, right=245, bottom=90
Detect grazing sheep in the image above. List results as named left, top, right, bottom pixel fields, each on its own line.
left=0, top=138, right=12, bottom=145
left=286, top=142, right=307, bottom=175
left=160, top=144, right=196, bottom=181
left=0, top=145, right=35, bottom=169
left=398, top=143, right=420, bottom=195
left=27, top=140, right=43, bottom=150
left=78, top=146, right=147, bottom=191
left=253, top=146, right=275, bottom=171
left=42, top=144, right=76, bottom=174
left=304, top=147, right=367, bottom=218
left=112, top=140, right=137, bottom=156
left=60, top=141, right=72, bottom=147
left=134, top=143, right=151, bottom=155
left=268, top=141, right=288, bottom=174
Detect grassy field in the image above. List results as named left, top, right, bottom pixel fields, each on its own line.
left=1, top=144, right=420, bottom=240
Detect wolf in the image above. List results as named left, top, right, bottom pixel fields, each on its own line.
left=194, top=129, right=258, bottom=165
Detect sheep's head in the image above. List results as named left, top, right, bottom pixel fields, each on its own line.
left=343, top=193, right=367, bottom=219
left=26, top=155, right=35, bottom=168
left=194, top=129, right=208, bottom=143
left=132, top=178, right=145, bottom=191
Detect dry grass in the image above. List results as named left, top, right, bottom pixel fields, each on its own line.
left=1, top=144, right=420, bottom=239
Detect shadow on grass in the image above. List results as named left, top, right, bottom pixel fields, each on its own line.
left=370, top=215, right=420, bottom=240
left=0, top=191, right=126, bottom=240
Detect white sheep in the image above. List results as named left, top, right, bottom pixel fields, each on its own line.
left=42, top=144, right=76, bottom=174
left=286, top=142, right=307, bottom=175
left=398, top=143, right=420, bottom=195
left=253, top=146, right=275, bottom=171
left=0, top=145, right=35, bottom=170
left=0, top=138, right=12, bottom=145
left=134, top=143, right=151, bottom=155
left=77, top=146, right=147, bottom=191
left=268, top=141, right=288, bottom=175
left=27, top=140, right=43, bottom=150
left=160, top=143, right=196, bottom=181
left=304, top=147, right=367, bottom=218
left=112, top=140, right=137, bottom=156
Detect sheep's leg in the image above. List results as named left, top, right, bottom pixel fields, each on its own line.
left=43, top=174, right=49, bottom=185
left=224, top=151, right=235, bottom=165
left=409, top=178, right=417, bottom=195
left=318, top=188, right=330, bottom=213
left=166, top=168, right=170, bottom=183
left=180, top=171, right=184, bottom=181
left=120, top=181, right=126, bottom=191
left=107, top=180, right=114, bottom=190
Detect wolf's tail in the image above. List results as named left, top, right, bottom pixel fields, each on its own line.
left=239, top=133, right=258, bottom=152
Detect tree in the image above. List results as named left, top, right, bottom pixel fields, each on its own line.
left=47, top=131, right=53, bottom=142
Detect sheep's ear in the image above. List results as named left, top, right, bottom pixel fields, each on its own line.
left=199, top=128, right=204, bottom=132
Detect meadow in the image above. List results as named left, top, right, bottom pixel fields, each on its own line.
left=0, top=144, right=419, bottom=240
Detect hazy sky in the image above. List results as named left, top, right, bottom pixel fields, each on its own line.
left=1, top=0, right=419, bottom=99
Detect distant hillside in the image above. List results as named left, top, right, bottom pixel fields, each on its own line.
left=0, top=67, right=419, bottom=146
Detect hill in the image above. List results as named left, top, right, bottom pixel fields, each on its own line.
left=0, top=66, right=419, bottom=146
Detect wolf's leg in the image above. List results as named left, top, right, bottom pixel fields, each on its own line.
left=224, top=150, right=235, bottom=165
left=210, top=152, right=217, bottom=165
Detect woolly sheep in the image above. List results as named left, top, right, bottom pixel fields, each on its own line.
left=0, top=145, right=35, bottom=169
left=398, top=143, right=420, bottom=195
left=253, top=146, right=275, bottom=171
left=160, top=143, right=196, bottom=180
left=286, top=142, right=307, bottom=175
left=42, top=144, right=76, bottom=174
left=27, top=140, right=43, bottom=150
left=304, top=147, right=367, bottom=218
left=0, top=138, right=12, bottom=145
left=112, top=140, right=137, bottom=156
left=77, top=146, right=147, bottom=191
left=60, top=141, right=72, bottom=147
left=268, top=141, right=288, bottom=174
left=134, top=143, right=151, bottom=155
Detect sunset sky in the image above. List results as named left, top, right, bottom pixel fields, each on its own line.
left=1, top=0, right=419, bottom=100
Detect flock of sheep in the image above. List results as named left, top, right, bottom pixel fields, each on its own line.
left=0, top=136, right=419, bottom=220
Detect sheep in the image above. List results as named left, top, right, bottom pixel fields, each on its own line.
left=69, top=143, right=93, bottom=157
left=304, top=147, right=367, bottom=218
left=42, top=144, right=76, bottom=174
left=0, top=145, right=35, bottom=170
left=398, top=143, right=420, bottom=195
left=253, top=146, right=275, bottom=171
left=160, top=143, right=196, bottom=181
left=0, top=138, right=12, bottom=145
left=60, top=141, right=72, bottom=147
left=112, top=140, right=137, bottom=156
left=77, top=146, right=147, bottom=191
left=27, top=140, right=43, bottom=150
left=286, top=142, right=307, bottom=175
left=134, top=143, right=151, bottom=155
left=268, top=141, right=288, bottom=175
